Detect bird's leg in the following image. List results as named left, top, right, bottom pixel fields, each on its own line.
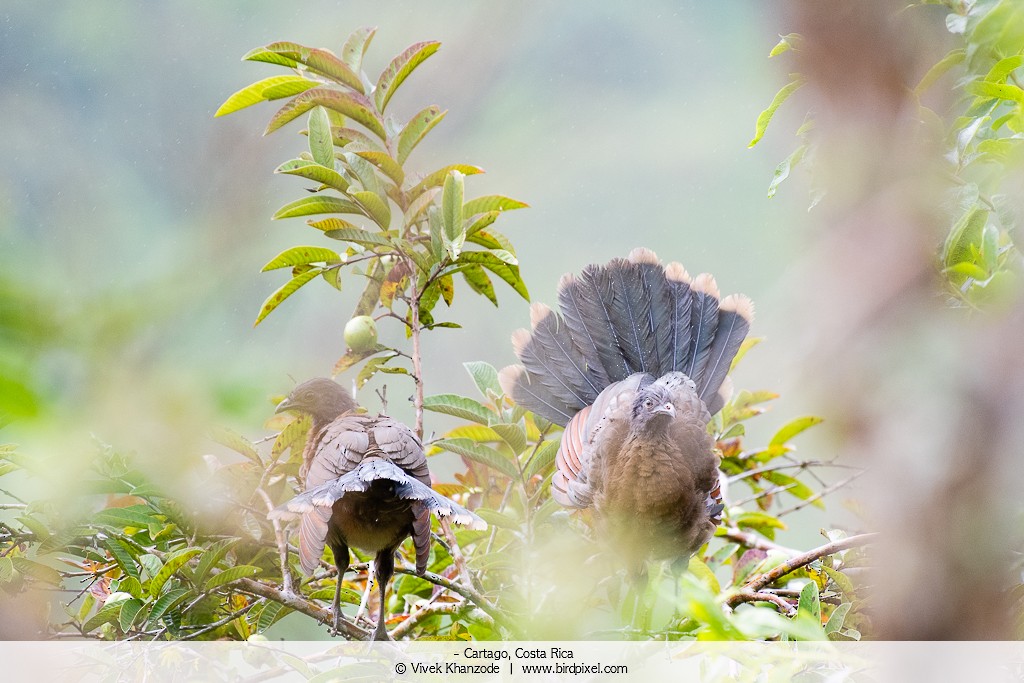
left=330, top=544, right=350, bottom=638
left=627, top=565, right=651, bottom=637
left=372, top=549, right=396, bottom=641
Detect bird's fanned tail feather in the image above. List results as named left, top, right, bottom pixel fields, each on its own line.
left=503, top=248, right=752, bottom=424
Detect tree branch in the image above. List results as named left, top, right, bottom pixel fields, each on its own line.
left=233, top=576, right=369, bottom=640
left=719, top=527, right=802, bottom=555
left=394, top=564, right=510, bottom=634
left=729, top=589, right=797, bottom=616
left=735, top=533, right=878, bottom=599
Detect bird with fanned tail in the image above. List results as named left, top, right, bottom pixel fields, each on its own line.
left=268, top=378, right=486, bottom=640
left=499, top=248, right=752, bottom=572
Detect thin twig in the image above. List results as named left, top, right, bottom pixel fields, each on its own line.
left=179, top=601, right=259, bottom=641
left=726, top=460, right=864, bottom=484
left=390, top=602, right=466, bottom=640
left=394, top=564, right=509, bottom=633
left=255, top=487, right=293, bottom=595
left=776, top=469, right=868, bottom=517
left=734, top=533, right=878, bottom=599
left=0, top=503, right=27, bottom=510
left=729, top=589, right=797, bottom=616
left=719, top=527, right=802, bottom=555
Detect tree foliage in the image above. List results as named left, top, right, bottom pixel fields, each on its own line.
left=0, top=28, right=871, bottom=642
left=751, top=0, right=1024, bottom=309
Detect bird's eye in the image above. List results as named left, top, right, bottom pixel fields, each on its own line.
left=643, top=399, right=653, bottom=409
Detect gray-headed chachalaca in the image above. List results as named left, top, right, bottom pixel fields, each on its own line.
left=268, top=378, right=485, bottom=640
left=500, top=248, right=752, bottom=570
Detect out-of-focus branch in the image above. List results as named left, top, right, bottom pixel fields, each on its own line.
left=719, top=527, right=801, bottom=556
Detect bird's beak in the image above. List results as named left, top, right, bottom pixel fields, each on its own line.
left=654, top=402, right=675, bottom=418
left=275, top=397, right=294, bottom=414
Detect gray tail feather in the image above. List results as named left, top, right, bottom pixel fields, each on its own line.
left=503, top=248, right=753, bottom=423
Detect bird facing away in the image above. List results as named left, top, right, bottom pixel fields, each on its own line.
left=499, top=248, right=753, bottom=570
left=268, top=377, right=485, bottom=640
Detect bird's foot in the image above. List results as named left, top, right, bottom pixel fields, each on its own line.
left=371, top=620, right=391, bottom=641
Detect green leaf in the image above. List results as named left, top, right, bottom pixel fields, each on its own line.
left=769, top=415, right=824, bottom=447
left=118, top=576, right=144, bottom=599
left=422, top=394, right=495, bottom=425
left=769, top=33, right=801, bottom=57
left=204, top=565, right=262, bottom=591
left=735, top=511, right=787, bottom=539
left=211, top=426, right=261, bottom=463
left=266, top=88, right=385, bottom=139
left=321, top=225, right=391, bottom=247
left=194, top=538, right=239, bottom=586
left=351, top=190, right=391, bottom=229
left=749, top=77, right=804, bottom=148
left=215, top=75, right=317, bottom=117
left=687, top=556, right=721, bottom=595
left=967, top=80, right=1024, bottom=103
left=10, top=557, right=62, bottom=585
left=823, top=566, right=856, bottom=595
left=913, top=49, right=965, bottom=95
left=491, top=423, right=527, bottom=454
left=307, top=106, right=335, bottom=168
left=462, top=265, right=497, bottom=305
left=798, top=581, right=821, bottom=622
left=767, top=144, right=806, bottom=199
left=729, top=336, right=763, bottom=372
left=104, top=538, right=141, bottom=581
left=944, top=207, right=989, bottom=267
left=409, top=165, right=485, bottom=200
left=397, top=106, right=447, bottom=164
left=254, top=268, right=322, bottom=326
left=761, top=470, right=823, bottom=507
left=242, top=46, right=299, bottom=68
left=93, top=506, right=160, bottom=530
left=83, top=601, right=126, bottom=633
left=523, top=440, right=558, bottom=481
left=353, top=151, right=404, bottom=187
left=457, top=252, right=529, bottom=301
left=304, top=48, right=364, bottom=92
left=824, top=602, right=852, bottom=635
left=149, top=547, right=202, bottom=597
left=462, top=195, right=529, bottom=217
left=465, top=211, right=499, bottom=238
left=275, top=159, right=350, bottom=193
left=147, top=587, right=190, bottom=624
left=273, top=195, right=363, bottom=220
left=442, top=171, right=465, bottom=243
left=341, top=26, right=377, bottom=72
left=375, top=41, right=441, bottom=112
left=261, top=246, right=341, bottom=272
left=433, top=438, right=520, bottom=479
left=261, top=81, right=319, bottom=100
left=118, top=598, right=145, bottom=631
left=464, top=361, right=501, bottom=397
left=1, top=556, right=18, bottom=583
left=257, top=601, right=289, bottom=632
left=986, top=54, right=1024, bottom=84
left=15, top=515, right=50, bottom=543
left=474, top=508, right=522, bottom=531
left=331, top=125, right=381, bottom=150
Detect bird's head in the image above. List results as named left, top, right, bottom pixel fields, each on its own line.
left=630, top=384, right=676, bottom=432
left=275, top=377, right=357, bottom=425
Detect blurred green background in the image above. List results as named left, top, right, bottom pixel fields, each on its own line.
left=0, top=3, right=824, bottom=554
